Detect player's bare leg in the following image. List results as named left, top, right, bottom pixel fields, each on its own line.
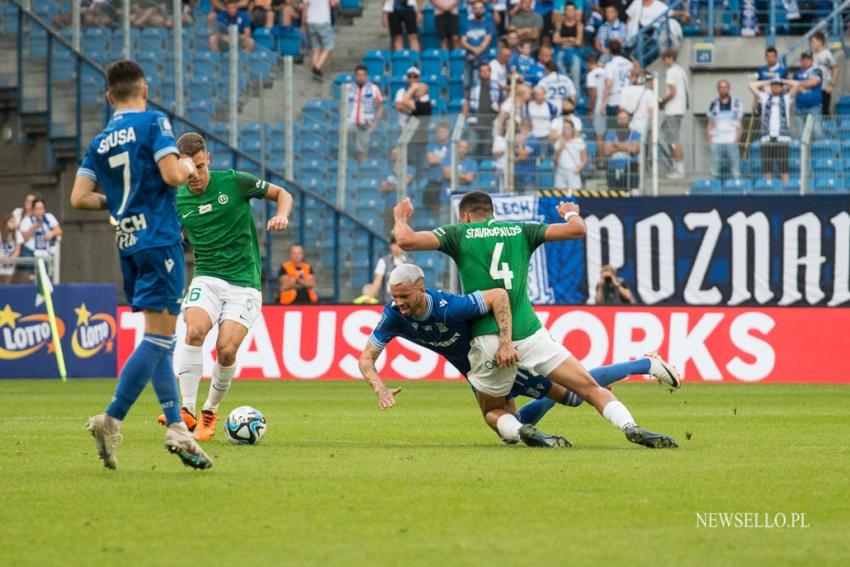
left=476, top=392, right=570, bottom=448
left=544, top=357, right=677, bottom=448
left=194, top=320, right=249, bottom=441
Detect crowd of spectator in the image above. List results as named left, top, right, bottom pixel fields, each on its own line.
left=1, top=193, right=62, bottom=285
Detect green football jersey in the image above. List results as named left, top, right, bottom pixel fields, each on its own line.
left=176, top=169, right=268, bottom=290
left=433, top=217, right=547, bottom=341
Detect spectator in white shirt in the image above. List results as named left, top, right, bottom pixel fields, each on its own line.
left=302, top=0, right=337, bottom=78
left=707, top=79, right=743, bottom=179
left=619, top=70, right=655, bottom=136
left=748, top=77, right=802, bottom=185
left=625, top=0, right=668, bottom=38
left=602, top=40, right=634, bottom=117
left=584, top=53, right=607, bottom=152
left=810, top=32, right=838, bottom=115
left=11, top=192, right=38, bottom=226
left=526, top=85, right=561, bottom=140
left=489, top=46, right=512, bottom=91
left=383, top=0, right=421, bottom=52
left=17, top=198, right=61, bottom=282
left=659, top=50, right=688, bottom=178
left=0, top=213, right=21, bottom=285
left=537, top=61, right=577, bottom=115
left=553, top=119, right=588, bottom=192
left=394, top=67, right=432, bottom=126
left=347, top=64, right=384, bottom=161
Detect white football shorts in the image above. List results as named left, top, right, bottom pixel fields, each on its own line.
left=182, top=275, right=262, bottom=329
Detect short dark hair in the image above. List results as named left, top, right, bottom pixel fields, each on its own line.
left=106, top=60, right=146, bottom=102
left=177, top=132, right=207, bottom=156
left=811, top=31, right=826, bottom=44
left=31, top=197, right=45, bottom=210
left=765, top=46, right=778, bottom=55
left=662, top=49, right=677, bottom=60
left=458, top=191, right=494, bottom=217
left=545, top=60, right=558, bottom=73
left=355, top=64, right=368, bottom=74
left=608, top=40, right=622, bottom=56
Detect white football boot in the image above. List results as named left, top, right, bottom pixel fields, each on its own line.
left=87, top=413, right=122, bottom=470
left=646, top=352, right=682, bottom=390
left=164, top=422, right=214, bottom=470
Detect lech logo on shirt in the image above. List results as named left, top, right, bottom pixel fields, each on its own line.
left=218, top=194, right=229, bottom=205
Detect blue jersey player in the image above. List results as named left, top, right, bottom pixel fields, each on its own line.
left=71, top=60, right=212, bottom=470
left=358, top=264, right=681, bottom=447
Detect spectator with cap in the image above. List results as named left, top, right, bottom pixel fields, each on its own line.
left=748, top=76, right=802, bottom=185
left=707, top=79, right=744, bottom=179
left=793, top=51, right=823, bottom=139
left=394, top=67, right=432, bottom=125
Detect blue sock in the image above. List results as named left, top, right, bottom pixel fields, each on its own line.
left=148, top=335, right=182, bottom=425
left=589, top=358, right=651, bottom=388
left=516, top=397, right=557, bottom=426
left=105, top=334, right=170, bottom=420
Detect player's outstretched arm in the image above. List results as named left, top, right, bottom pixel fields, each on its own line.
left=157, top=154, right=197, bottom=188
left=358, top=342, right=402, bottom=410
left=70, top=176, right=107, bottom=211
left=480, top=289, right=519, bottom=368
left=543, top=201, right=587, bottom=242
left=264, top=183, right=293, bottom=231
left=392, top=198, right=441, bottom=251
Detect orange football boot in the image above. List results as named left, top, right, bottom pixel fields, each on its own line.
left=157, top=407, right=197, bottom=432
left=193, top=409, right=218, bottom=441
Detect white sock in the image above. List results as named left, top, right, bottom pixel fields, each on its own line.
left=602, top=401, right=637, bottom=431
left=496, top=413, right=523, bottom=441
left=177, top=344, right=204, bottom=415
left=203, top=361, right=236, bottom=413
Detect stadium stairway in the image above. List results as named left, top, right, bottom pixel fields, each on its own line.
left=240, top=0, right=388, bottom=124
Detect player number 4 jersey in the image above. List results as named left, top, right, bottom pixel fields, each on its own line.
left=176, top=170, right=269, bottom=290
left=433, top=217, right=547, bottom=341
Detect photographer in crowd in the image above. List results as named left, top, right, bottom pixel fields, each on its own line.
left=595, top=264, right=635, bottom=304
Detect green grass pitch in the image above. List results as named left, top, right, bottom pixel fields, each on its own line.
left=1, top=380, right=849, bottom=566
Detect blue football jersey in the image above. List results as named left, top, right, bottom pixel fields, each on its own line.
left=77, top=109, right=181, bottom=256
left=369, top=289, right=488, bottom=376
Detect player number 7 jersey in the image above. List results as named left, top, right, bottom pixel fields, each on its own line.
left=433, top=217, right=547, bottom=341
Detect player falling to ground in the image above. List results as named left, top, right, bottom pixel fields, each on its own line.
left=70, top=60, right=212, bottom=470
left=155, top=132, right=292, bottom=441
left=393, top=192, right=678, bottom=448
left=359, top=264, right=680, bottom=446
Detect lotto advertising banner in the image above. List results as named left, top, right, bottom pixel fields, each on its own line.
left=0, top=284, right=117, bottom=378
left=116, top=305, right=850, bottom=383
left=534, top=195, right=850, bottom=306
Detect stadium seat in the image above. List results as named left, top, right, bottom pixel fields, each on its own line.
left=363, top=49, right=388, bottom=77
left=813, top=175, right=841, bottom=193
left=448, top=79, right=464, bottom=102
left=423, top=74, right=445, bottom=99
left=753, top=178, right=780, bottom=193
left=835, top=96, right=850, bottom=115
left=333, top=73, right=354, bottom=100
left=813, top=157, right=842, bottom=176
left=449, top=49, right=466, bottom=80
left=783, top=178, right=801, bottom=194
left=390, top=50, right=420, bottom=78
left=253, top=28, right=275, bottom=51
left=189, top=77, right=214, bottom=103
left=421, top=49, right=448, bottom=77
left=722, top=178, right=751, bottom=194
left=812, top=140, right=838, bottom=160
left=276, top=28, right=302, bottom=57
left=250, top=50, right=275, bottom=81
left=690, top=179, right=721, bottom=194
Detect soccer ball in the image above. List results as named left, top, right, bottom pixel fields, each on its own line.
left=224, top=406, right=267, bottom=445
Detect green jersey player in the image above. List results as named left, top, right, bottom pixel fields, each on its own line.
left=156, top=132, right=292, bottom=441
left=393, top=191, right=677, bottom=448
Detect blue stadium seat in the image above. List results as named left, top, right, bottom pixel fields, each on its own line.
left=139, top=27, right=166, bottom=53
left=448, top=99, right=464, bottom=114
left=276, top=28, right=302, bottom=57
left=753, top=178, right=780, bottom=193
left=813, top=157, right=842, bottom=175
left=448, top=79, right=464, bottom=101
left=423, top=74, right=445, bottom=99
left=191, top=51, right=219, bottom=80
left=783, top=178, right=800, bottom=194
left=692, top=179, right=721, bottom=195
left=364, top=49, right=388, bottom=77
left=813, top=175, right=841, bottom=193
left=390, top=50, right=420, bottom=78
left=333, top=73, right=354, bottom=100
left=449, top=49, right=466, bottom=80
left=421, top=49, right=448, bottom=77
left=253, top=28, right=275, bottom=51
left=422, top=5, right=436, bottom=35
left=722, top=178, right=751, bottom=194
left=812, top=140, right=838, bottom=160
left=189, top=77, right=214, bottom=103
